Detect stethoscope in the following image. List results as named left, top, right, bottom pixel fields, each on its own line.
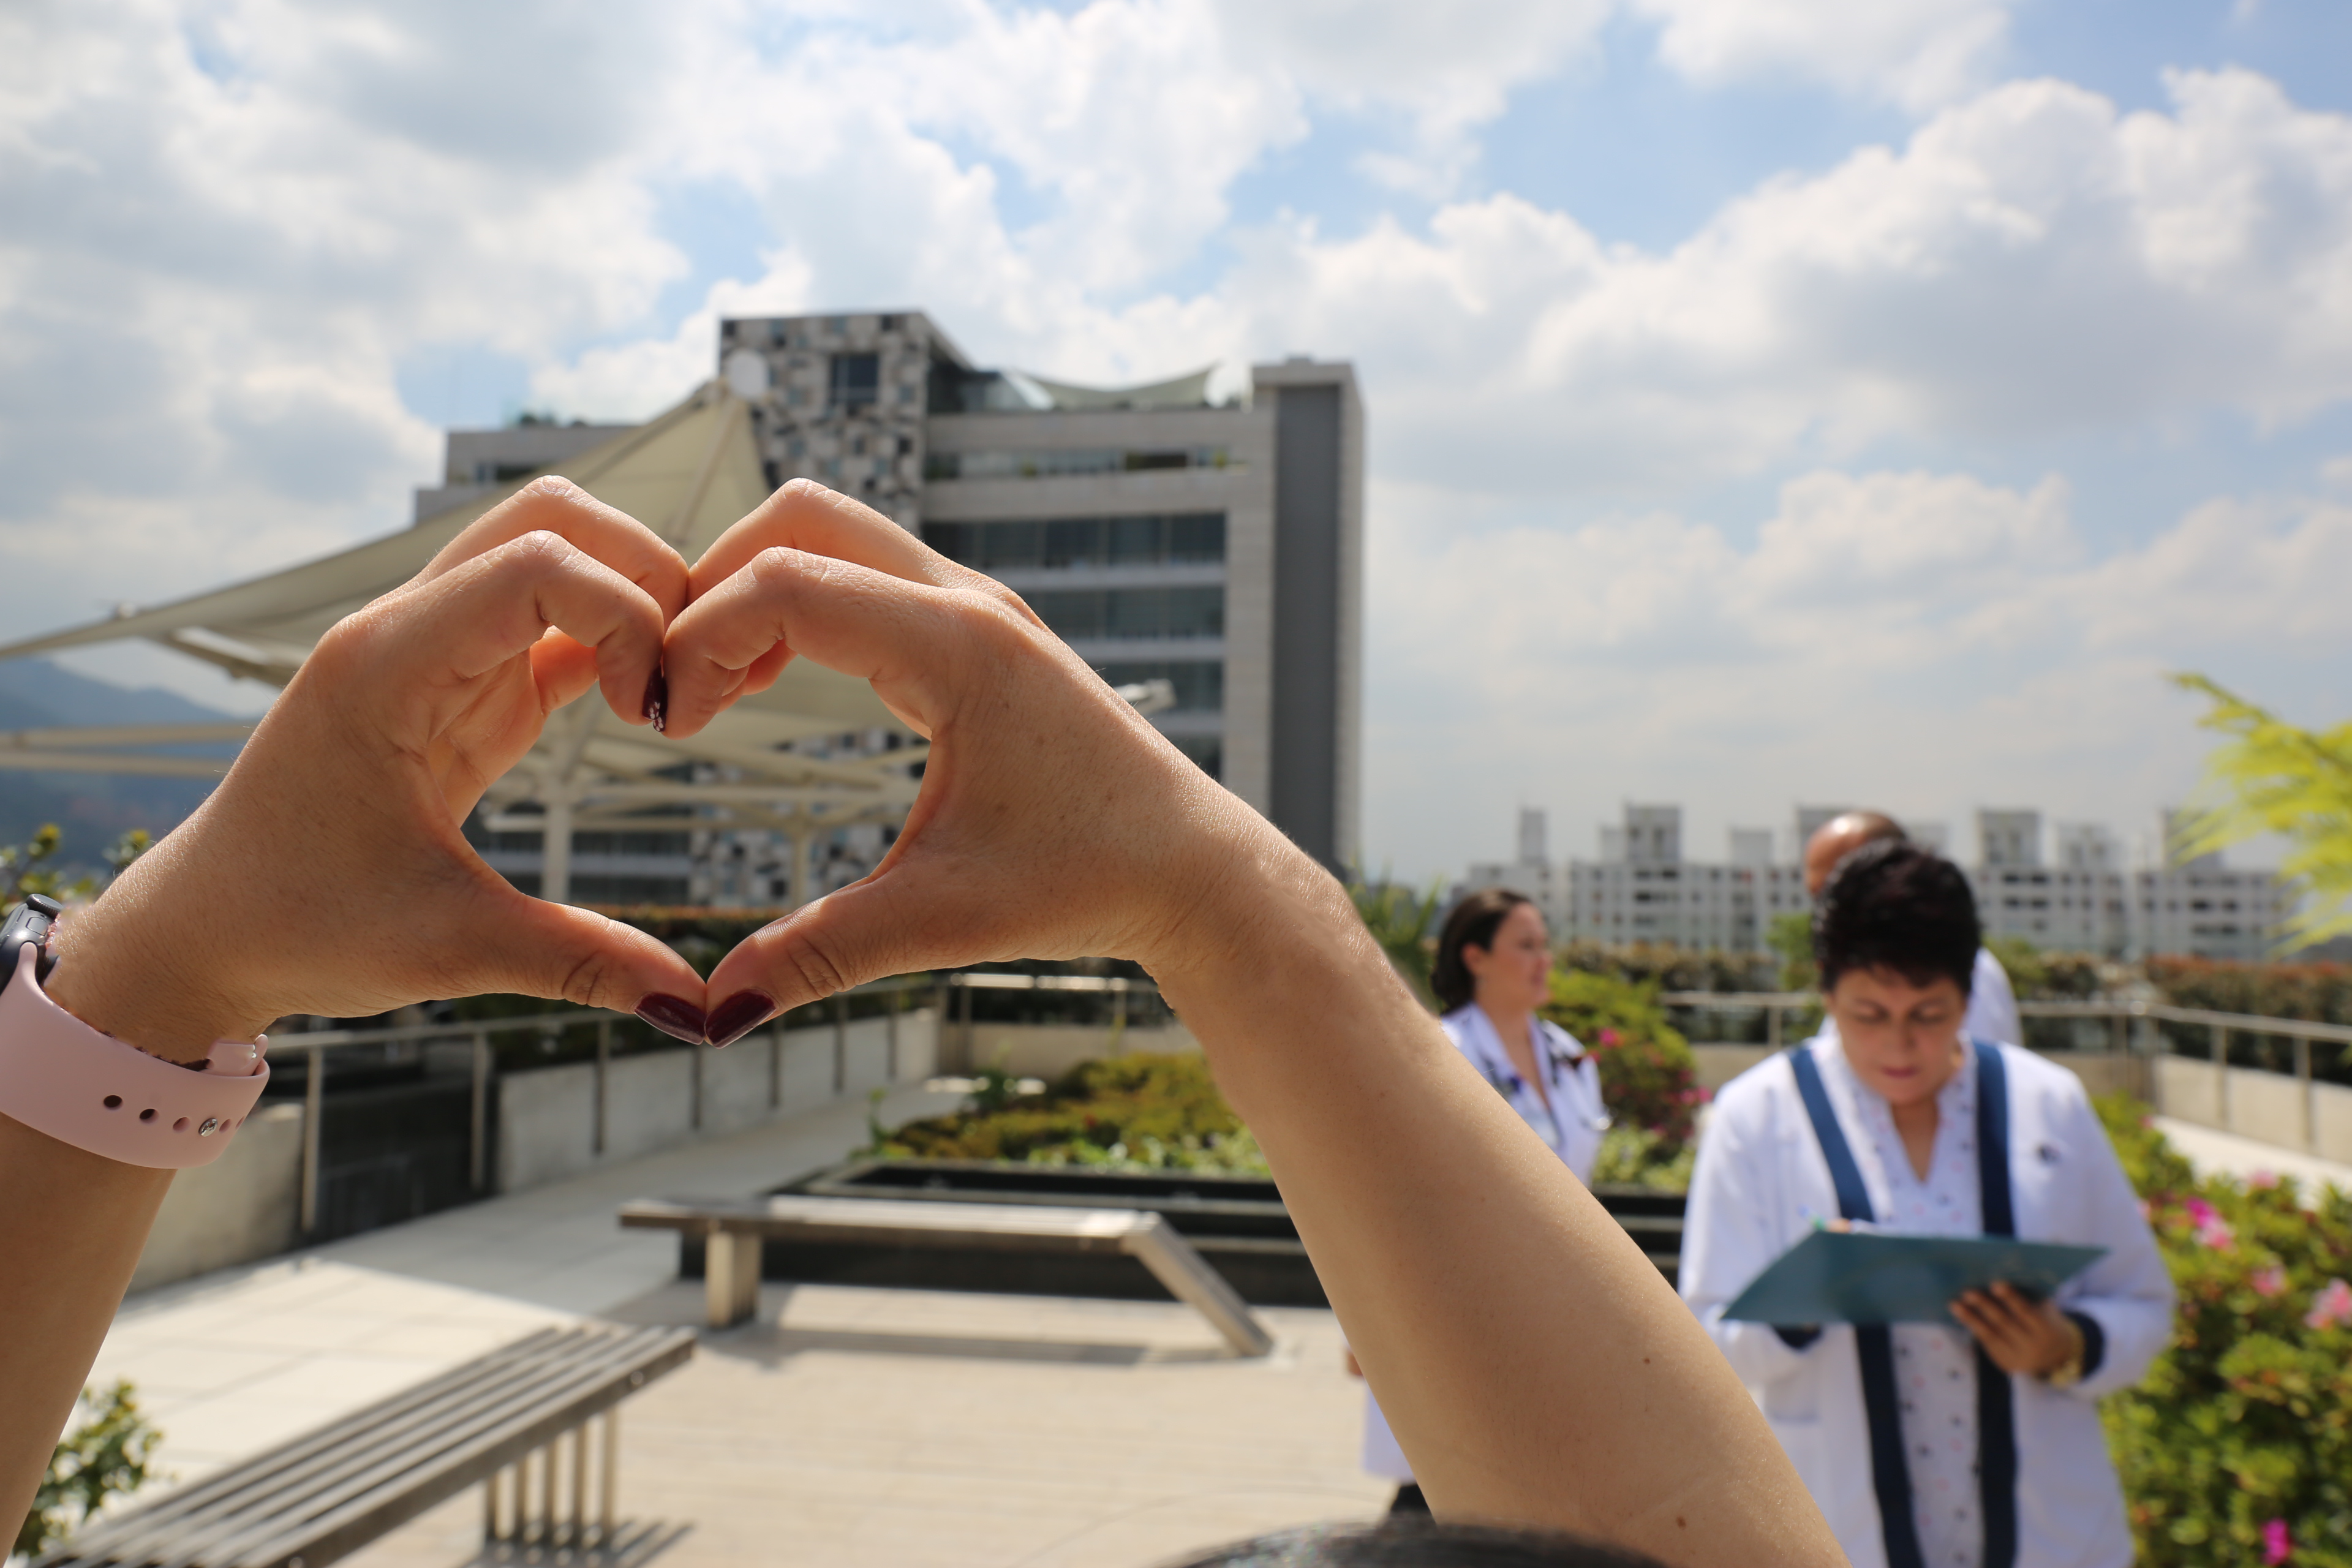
left=1472, top=1023, right=1615, bottom=1145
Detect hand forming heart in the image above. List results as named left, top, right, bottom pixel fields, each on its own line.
left=49, top=475, right=1239, bottom=1060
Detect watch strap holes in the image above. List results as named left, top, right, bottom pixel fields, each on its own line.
left=172, top=1117, right=189, bottom=1133
left=103, top=1095, right=122, bottom=1109
left=138, top=1108, right=156, bottom=1122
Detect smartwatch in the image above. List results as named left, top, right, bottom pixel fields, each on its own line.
left=0, top=895, right=270, bottom=1168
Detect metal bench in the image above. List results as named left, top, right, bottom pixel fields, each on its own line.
left=620, top=1193, right=1276, bottom=1357
left=38, top=1324, right=694, bottom=1568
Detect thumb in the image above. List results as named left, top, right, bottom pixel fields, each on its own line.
left=703, top=867, right=988, bottom=1047
left=452, top=881, right=712, bottom=1042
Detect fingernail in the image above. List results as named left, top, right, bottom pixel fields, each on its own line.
left=642, top=666, right=668, bottom=733
left=635, top=993, right=706, bottom=1043
left=706, top=990, right=775, bottom=1049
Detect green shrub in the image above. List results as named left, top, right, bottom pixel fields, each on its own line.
left=1542, top=970, right=1708, bottom=1148
left=1556, top=940, right=1779, bottom=996
left=2094, top=1096, right=2352, bottom=1565
left=18, top=1381, right=161, bottom=1556
left=875, top=1052, right=1270, bottom=1174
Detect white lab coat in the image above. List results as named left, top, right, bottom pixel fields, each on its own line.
left=1361, top=1004, right=1609, bottom=1480
left=1681, top=1036, right=2174, bottom=1568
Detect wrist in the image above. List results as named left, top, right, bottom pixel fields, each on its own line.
left=45, top=893, right=270, bottom=1065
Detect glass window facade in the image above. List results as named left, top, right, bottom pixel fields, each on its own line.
left=923, top=448, right=1237, bottom=480
left=1094, top=660, right=1223, bottom=712
left=922, top=513, right=1225, bottom=570
left=1025, top=586, right=1223, bottom=641
left=829, top=352, right=879, bottom=409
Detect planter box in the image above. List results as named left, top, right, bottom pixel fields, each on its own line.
left=673, top=1158, right=1686, bottom=1305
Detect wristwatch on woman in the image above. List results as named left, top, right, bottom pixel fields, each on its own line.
left=0, top=894, right=270, bottom=1167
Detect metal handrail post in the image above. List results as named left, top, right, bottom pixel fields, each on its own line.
left=2296, top=1035, right=2315, bottom=1150
left=594, top=1019, right=611, bottom=1158
left=469, top=1033, right=492, bottom=1193
left=1766, top=1003, right=1781, bottom=1051
left=2212, top=1023, right=2229, bottom=1131
left=300, top=1044, right=323, bottom=1236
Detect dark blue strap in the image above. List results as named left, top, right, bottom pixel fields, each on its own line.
left=1787, top=1046, right=1873, bottom=1224
left=1971, top=1039, right=2020, bottom=1568
left=1786, top=1048, right=1922, bottom=1568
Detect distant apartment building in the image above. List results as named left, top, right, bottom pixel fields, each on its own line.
left=1457, top=802, right=2288, bottom=960
left=436, top=309, right=1362, bottom=903
left=1969, top=809, right=2285, bottom=960
left=1461, top=805, right=1803, bottom=952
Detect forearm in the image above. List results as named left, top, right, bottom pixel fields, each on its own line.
left=0, top=1114, right=172, bottom=1525
left=1151, top=820, right=1840, bottom=1567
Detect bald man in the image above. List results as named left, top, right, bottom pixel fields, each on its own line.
left=1804, top=811, right=2023, bottom=1048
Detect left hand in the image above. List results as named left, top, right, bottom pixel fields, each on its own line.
left=1951, top=1283, right=2079, bottom=1378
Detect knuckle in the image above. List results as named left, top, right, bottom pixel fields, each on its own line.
left=771, top=925, right=854, bottom=1001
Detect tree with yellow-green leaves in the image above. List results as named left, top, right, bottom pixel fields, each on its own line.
left=2171, top=674, right=2352, bottom=954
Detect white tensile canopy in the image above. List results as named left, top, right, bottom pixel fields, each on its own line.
left=0, top=381, right=921, bottom=903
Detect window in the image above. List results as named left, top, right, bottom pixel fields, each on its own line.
left=1095, top=660, right=1224, bottom=712
left=923, top=448, right=1237, bottom=480
left=922, top=513, right=1227, bottom=570
left=1024, top=586, right=1224, bottom=641
left=830, top=352, right=880, bottom=409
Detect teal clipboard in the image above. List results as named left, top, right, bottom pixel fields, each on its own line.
left=1721, top=1229, right=2108, bottom=1326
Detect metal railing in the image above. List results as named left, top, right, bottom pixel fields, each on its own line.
left=270, top=973, right=941, bottom=1238
left=1659, top=990, right=2352, bottom=1153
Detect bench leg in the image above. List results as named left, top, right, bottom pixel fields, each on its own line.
left=601, top=1407, right=620, bottom=1545
left=1124, top=1219, right=1275, bottom=1357
left=704, top=1231, right=762, bottom=1327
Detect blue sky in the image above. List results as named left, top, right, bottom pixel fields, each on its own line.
left=4, top=0, right=2351, bottom=882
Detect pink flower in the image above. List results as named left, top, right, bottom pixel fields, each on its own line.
left=2307, top=1278, right=2352, bottom=1331
left=2185, top=1196, right=2217, bottom=1225
left=2252, top=1265, right=2288, bottom=1298
left=2263, top=1518, right=2291, bottom=1566
left=2196, top=1213, right=2237, bottom=1251
left=2249, top=1169, right=2279, bottom=1189
left=1597, top=1028, right=1622, bottom=1049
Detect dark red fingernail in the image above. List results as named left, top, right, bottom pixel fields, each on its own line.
left=635, top=993, right=705, bottom=1043
left=706, top=991, right=775, bottom=1049
left=641, top=666, right=668, bottom=733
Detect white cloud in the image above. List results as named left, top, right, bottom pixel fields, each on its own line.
left=1632, top=0, right=2015, bottom=112
left=1360, top=469, right=2352, bottom=875
left=1196, top=69, right=2352, bottom=502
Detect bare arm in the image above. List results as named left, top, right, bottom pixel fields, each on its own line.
left=665, top=481, right=1843, bottom=1567
left=0, top=481, right=706, bottom=1520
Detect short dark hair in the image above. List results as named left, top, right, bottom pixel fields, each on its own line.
left=1167, top=1519, right=1668, bottom=1567
left=1813, top=839, right=1979, bottom=997
left=1433, top=888, right=1534, bottom=1012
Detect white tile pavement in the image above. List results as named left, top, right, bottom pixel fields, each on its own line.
left=83, top=1082, right=965, bottom=1491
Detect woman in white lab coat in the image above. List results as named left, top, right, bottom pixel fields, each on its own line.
left=1355, top=887, right=1612, bottom=1511
left=1680, top=842, right=2173, bottom=1568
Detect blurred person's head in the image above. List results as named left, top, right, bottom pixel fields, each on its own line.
left=1802, top=810, right=1907, bottom=897
left=1164, top=1519, right=1668, bottom=1567
left=1814, top=840, right=1980, bottom=1107
left=1432, top=889, right=1550, bottom=1017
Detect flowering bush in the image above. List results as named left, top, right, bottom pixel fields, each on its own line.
left=2095, top=1096, right=2352, bottom=1565
left=1541, top=970, right=1709, bottom=1150
left=872, top=1052, right=1268, bottom=1174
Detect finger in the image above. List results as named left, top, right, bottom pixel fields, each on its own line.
left=662, top=545, right=1041, bottom=738
left=446, top=875, right=707, bottom=1031
left=418, top=477, right=691, bottom=623
left=689, top=478, right=971, bottom=600
left=375, top=531, right=669, bottom=732
left=704, top=869, right=994, bottom=1043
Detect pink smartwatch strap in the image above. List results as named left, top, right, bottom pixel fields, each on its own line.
left=0, top=945, right=271, bottom=1169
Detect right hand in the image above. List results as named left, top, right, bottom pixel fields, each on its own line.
left=659, top=480, right=1275, bottom=1044
left=49, top=480, right=712, bottom=1059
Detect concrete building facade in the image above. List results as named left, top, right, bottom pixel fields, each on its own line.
left=1460, top=803, right=2290, bottom=961
left=442, top=309, right=1363, bottom=903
